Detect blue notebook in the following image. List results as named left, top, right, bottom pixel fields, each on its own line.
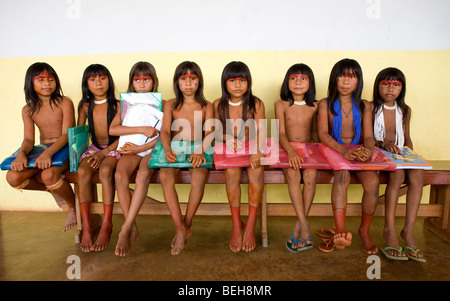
left=0, top=144, right=69, bottom=171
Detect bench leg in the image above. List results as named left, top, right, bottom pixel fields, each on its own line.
left=261, top=185, right=268, bottom=247
left=424, top=184, right=450, bottom=243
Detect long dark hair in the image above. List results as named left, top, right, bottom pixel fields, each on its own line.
left=217, top=61, right=260, bottom=125
left=372, top=67, right=408, bottom=125
left=127, top=61, right=159, bottom=92
left=78, top=64, right=118, bottom=149
left=327, top=58, right=364, bottom=116
left=172, top=61, right=207, bottom=110
left=24, top=62, right=64, bottom=116
left=280, top=63, right=316, bottom=106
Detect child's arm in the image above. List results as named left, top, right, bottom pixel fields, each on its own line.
left=35, top=97, right=75, bottom=169
left=250, top=99, right=266, bottom=169
left=10, top=106, right=36, bottom=171
left=403, top=106, right=413, bottom=150
left=317, top=99, right=356, bottom=160
left=190, top=102, right=214, bottom=168
left=311, top=104, right=319, bottom=143
left=160, top=99, right=176, bottom=163
left=77, top=102, right=88, bottom=127
left=119, top=139, right=158, bottom=155
left=355, top=100, right=375, bottom=162
left=275, top=101, right=303, bottom=170
left=109, top=109, right=159, bottom=139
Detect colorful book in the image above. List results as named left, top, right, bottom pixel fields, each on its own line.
left=117, top=98, right=163, bottom=157
left=1, top=144, right=69, bottom=171
left=270, top=142, right=332, bottom=170
left=213, top=138, right=279, bottom=169
left=68, top=125, right=89, bottom=172
left=379, top=146, right=432, bottom=169
left=148, top=140, right=213, bottom=168
left=318, top=143, right=396, bottom=171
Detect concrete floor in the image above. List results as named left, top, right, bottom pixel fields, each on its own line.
left=1, top=211, right=450, bottom=282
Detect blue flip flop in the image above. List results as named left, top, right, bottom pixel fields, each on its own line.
left=286, top=234, right=314, bottom=253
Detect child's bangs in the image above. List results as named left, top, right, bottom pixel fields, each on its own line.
left=287, top=64, right=311, bottom=77
left=225, top=67, right=249, bottom=80
left=86, top=65, right=109, bottom=78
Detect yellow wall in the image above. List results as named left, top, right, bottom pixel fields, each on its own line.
left=0, top=50, right=448, bottom=211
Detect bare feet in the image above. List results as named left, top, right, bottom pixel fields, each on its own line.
left=93, top=224, right=112, bottom=252
left=63, top=206, right=77, bottom=232
left=359, top=227, right=378, bottom=254
left=333, top=232, right=352, bottom=250
left=115, top=225, right=139, bottom=256
left=242, top=225, right=256, bottom=252
left=230, top=220, right=244, bottom=252
left=80, top=229, right=93, bottom=252
left=171, top=227, right=191, bottom=255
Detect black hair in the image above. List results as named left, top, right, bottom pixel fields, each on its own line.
left=172, top=61, right=207, bottom=110
left=327, top=58, right=364, bottom=116
left=24, top=62, right=64, bottom=116
left=78, top=64, right=118, bottom=149
left=217, top=61, right=260, bottom=125
left=280, top=63, right=316, bottom=106
left=127, top=61, right=159, bottom=92
left=372, top=67, right=408, bottom=125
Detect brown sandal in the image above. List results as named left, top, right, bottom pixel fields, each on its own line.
left=318, top=237, right=335, bottom=253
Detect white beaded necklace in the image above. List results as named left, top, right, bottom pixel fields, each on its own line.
left=383, top=103, right=396, bottom=110
left=293, top=100, right=306, bottom=106
left=94, top=99, right=107, bottom=105
left=228, top=100, right=242, bottom=106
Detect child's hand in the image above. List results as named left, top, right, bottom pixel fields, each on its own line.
left=250, top=153, right=263, bottom=169
left=341, top=147, right=357, bottom=161
left=382, top=142, right=401, bottom=154
left=11, top=152, right=28, bottom=171
left=118, top=143, right=139, bottom=155
left=355, top=146, right=372, bottom=162
left=86, top=151, right=105, bottom=169
left=288, top=149, right=303, bottom=170
left=165, top=149, right=177, bottom=163
left=143, top=127, right=159, bottom=140
left=34, top=152, right=52, bottom=169
left=189, top=153, right=206, bottom=168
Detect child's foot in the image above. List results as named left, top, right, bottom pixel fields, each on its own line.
left=63, top=207, right=77, bottom=232
left=400, top=229, right=425, bottom=260
left=242, top=225, right=256, bottom=252
left=382, top=228, right=406, bottom=259
left=171, top=228, right=191, bottom=256
left=358, top=227, right=378, bottom=254
left=93, top=224, right=112, bottom=252
left=333, top=232, right=352, bottom=250
left=80, top=229, right=94, bottom=252
left=230, top=221, right=244, bottom=252
left=115, top=225, right=139, bottom=256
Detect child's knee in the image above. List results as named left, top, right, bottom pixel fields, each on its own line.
left=99, top=166, right=115, bottom=182
left=40, top=168, right=62, bottom=186
left=334, top=170, right=351, bottom=186
left=6, top=171, right=29, bottom=189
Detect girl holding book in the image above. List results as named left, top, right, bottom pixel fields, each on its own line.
left=373, top=67, right=425, bottom=262
left=110, top=61, right=161, bottom=256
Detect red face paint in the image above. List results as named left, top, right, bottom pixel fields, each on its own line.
left=133, top=74, right=152, bottom=81
left=227, top=77, right=247, bottom=82
left=34, top=70, right=54, bottom=81
left=179, top=74, right=198, bottom=80
left=337, top=73, right=358, bottom=80
left=289, top=74, right=309, bottom=81
left=88, top=74, right=108, bottom=81
left=380, top=80, right=402, bottom=88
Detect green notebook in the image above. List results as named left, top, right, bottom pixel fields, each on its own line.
left=68, top=125, right=89, bottom=172
left=148, top=140, right=213, bottom=168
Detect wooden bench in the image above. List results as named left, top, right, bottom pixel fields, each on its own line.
left=52, top=160, right=450, bottom=246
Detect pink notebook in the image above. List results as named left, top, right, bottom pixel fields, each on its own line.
left=270, top=142, right=332, bottom=170
left=213, top=138, right=279, bottom=169
left=318, top=144, right=396, bottom=171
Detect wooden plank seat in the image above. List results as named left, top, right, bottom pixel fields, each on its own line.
left=38, top=160, right=450, bottom=246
